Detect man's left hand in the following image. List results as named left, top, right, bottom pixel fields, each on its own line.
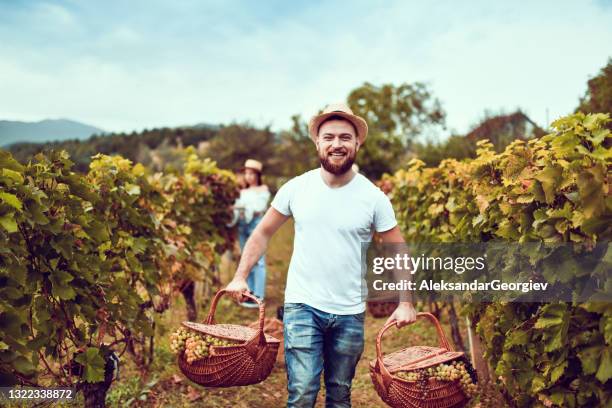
left=385, top=302, right=417, bottom=328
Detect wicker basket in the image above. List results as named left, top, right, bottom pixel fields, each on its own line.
left=248, top=318, right=285, bottom=366
left=369, top=313, right=470, bottom=408
left=177, top=289, right=280, bottom=387
left=367, top=301, right=398, bottom=318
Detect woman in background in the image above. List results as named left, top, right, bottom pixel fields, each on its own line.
left=231, top=159, right=270, bottom=307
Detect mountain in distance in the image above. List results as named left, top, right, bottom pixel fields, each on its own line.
left=0, top=119, right=106, bottom=147
left=190, top=122, right=222, bottom=131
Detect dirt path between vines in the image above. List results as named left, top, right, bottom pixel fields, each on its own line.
left=109, top=221, right=474, bottom=407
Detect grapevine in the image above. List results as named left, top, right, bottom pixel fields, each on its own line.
left=387, top=112, right=611, bottom=407
left=0, top=148, right=237, bottom=406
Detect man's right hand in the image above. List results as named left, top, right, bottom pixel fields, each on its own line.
left=225, top=278, right=250, bottom=302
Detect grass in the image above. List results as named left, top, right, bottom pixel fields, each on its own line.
left=105, top=221, right=501, bottom=407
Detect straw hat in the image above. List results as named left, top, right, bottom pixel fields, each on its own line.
left=308, top=103, right=368, bottom=145
left=244, top=159, right=263, bottom=172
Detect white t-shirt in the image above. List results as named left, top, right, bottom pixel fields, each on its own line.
left=271, top=168, right=397, bottom=314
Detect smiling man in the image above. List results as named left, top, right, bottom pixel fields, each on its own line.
left=225, top=103, right=416, bottom=408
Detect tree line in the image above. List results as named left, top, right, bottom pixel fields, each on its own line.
left=7, top=59, right=611, bottom=182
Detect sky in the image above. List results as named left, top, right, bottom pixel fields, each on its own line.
left=1, top=0, right=611, bottom=140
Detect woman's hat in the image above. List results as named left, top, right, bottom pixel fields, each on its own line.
left=308, top=103, right=369, bottom=145
left=244, top=159, right=263, bottom=172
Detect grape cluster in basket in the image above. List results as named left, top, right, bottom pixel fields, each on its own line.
left=170, top=327, right=241, bottom=364
left=395, top=359, right=477, bottom=397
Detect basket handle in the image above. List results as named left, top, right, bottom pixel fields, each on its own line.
left=375, top=313, right=453, bottom=391
left=204, top=289, right=267, bottom=359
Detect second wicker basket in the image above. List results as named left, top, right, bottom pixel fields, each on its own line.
left=369, top=312, right=472, bottom=408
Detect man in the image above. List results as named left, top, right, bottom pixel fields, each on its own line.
left=225, top=103, right=416, bottom=408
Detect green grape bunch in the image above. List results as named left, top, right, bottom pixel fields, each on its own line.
left=185, top=336, right=210, bottom=363
left=395, top=370, right=422, bottom=382
left=395, top=358, right=478, bottom=398
left=169, top=327, right=242, bottom=364
left=170, top=327, right=192, bottom=353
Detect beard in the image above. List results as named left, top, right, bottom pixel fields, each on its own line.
left=319, top=148, right=356, bottom=175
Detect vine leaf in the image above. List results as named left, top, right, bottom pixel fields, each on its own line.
left=74, top=347, right=106, bottom=383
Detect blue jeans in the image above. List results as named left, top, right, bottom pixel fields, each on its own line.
left=238, top=215, right=266, bottom=300
left=283, top=303, right=365, bottom=408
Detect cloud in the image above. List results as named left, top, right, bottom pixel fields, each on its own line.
left=0, top=0, right=610, bottom=136
left=35, top=2, right=77, bottom=27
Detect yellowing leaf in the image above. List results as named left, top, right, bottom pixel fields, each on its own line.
left=0, top=215, right=18, bottom=233
left=1, top=168, right=24, bottom=184
left=125, top=183, right=141, bottom=196
left=596, top=348, right=612, bottom=383
left=577, top=167, right=605, bottom=219
left=132, top=163, right=146, bottom=177
left=475, top=195, right=489, bottom=213
left=590, top=128, right=609, bottom=146
left=0, top=192, right=22, bottom=211
left=578, top=345, right=601, bottom=375
left=550, top=360, right=567, bottom=383
left=535, top=166, right=562, bottom=204
left=589, top=146, right=612, bottom=161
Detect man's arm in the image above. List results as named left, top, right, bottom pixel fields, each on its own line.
left=225, top=207, right=289, bottom=301
left=377, top=226, right=417, bottom=327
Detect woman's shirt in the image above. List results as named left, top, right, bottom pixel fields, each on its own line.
left=231, top=187, right=271, bottom=225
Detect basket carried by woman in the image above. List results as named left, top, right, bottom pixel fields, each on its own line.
left=369, top=313, right=475, bottom=408
left=177, top=289, right=280, bottom=387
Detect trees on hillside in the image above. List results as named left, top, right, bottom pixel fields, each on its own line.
left=414, top=110, right=546, bottom=167
left=202, top=124, right=277, bottom=174
left=577, top=58, right=612, bottom=116
left=347, top=82, right=446, bottom=140
left=346, top=82, right=447, bottom=179
left=13, top=58, right=611, bottom=181
left=273, top=115, right=319, bottom=179
left=8, top=127, right=219, bottom=173
left=414, top=135, right=477, bottom=167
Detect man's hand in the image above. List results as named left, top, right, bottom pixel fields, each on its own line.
left=385, top=302, right=417, bottom=328
left=225, top=278, right=250, bottom=303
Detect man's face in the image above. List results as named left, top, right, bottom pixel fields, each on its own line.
left=316, top=119, right=359, bottom=175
